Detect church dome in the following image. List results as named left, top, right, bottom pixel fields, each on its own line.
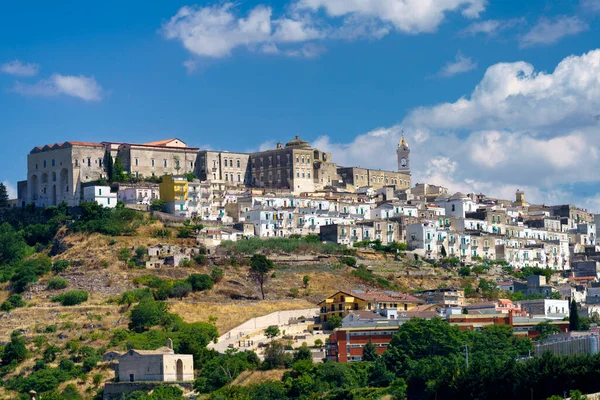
left=285, top=135, right=311, bottom=149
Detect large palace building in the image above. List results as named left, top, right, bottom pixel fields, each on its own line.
left=18, top=135, right=412, bottom=207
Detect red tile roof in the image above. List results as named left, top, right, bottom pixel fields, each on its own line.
left=144, top=138, right=182, bottom=146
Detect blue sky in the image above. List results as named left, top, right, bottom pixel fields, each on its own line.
left=2, top=0, right=600, bottom=209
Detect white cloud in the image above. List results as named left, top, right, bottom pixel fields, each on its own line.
left=520, top=16, right=588, bottom=48
left=183, top=59, right=198, bottom=73
left=2, top=181, right=17, bottom=199
left=1, top=60, right=40, bottom=77
left=459, top=18, right=524, bottom=37
left=161, top=3, right=322, bottom=59
left=295, top=0, right=486, bottom=34
left=310, top=49, right=600, bottom=209
left=438, top=53, right=477, bottom=77
left=580, top=0, right=600, bottom=13
left=12, top=74, right=103, bottom=101
left=162, top=0, right=488, bottom=60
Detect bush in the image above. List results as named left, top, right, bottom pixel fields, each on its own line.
left=1, top=294, right=26, bottom=311
left=150, top=199, right=166, bottom=212
left=153, top=229, right=171, bottom=238
left=51, top=260, right=70, bottom=274
left=194, top=254, right=207, bottom=265
left=458, top=266, right=471, bottom=277
left=51, top=290, right=88, bottom=306
left=187, top=274, right=214, bottom=291
left=211, top=267, right=224, bottom=283
left=47, top=277, right=69, bottom=290
left=117, top=247, right=131, bottom=262
left=168, top=281, right=192, bottom=299
left=341, top=257, right=357, bottom=267
left=128, top=298, right=168, bottom=332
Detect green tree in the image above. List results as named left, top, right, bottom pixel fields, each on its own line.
left=303, top=275, right=310, bottom=288
left=440, top=245, right=447, bottom=258
left=51, top=290, right=88, bottom=306
left=534, top=321, right=560, bottom=341
left=168, top=280, right=192, bottom=300
left=328, top=315, right=343, bottom=330
left=128, top=298, right=167, bottom=332
left=1, top=331, right=29, bottom=365
left=105, top=152, right=114, bottom=182
left=249, top=254, right=274, bottom=300
left=262, top=341, right=291, bottom=370
left=113, top=157, right=126, bottom=182
left=211, top=267, right=224, bottom=283
left=187, top=273, right=214, bottom=291
left=264, top=325, right=280, bottom=341
left=570, top=299, right=579, bottom=331
left=294, top=345, right=313, bottom=363
left=150, top=199, right=166, bottom=212
left=0, top=183, right=9, bottom=207
left=362, top=339, right=378, bottom=361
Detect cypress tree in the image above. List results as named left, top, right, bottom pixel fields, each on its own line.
left=569, top=298, right=579, bottom=331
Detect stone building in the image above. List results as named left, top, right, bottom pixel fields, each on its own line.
left=117, top=340, right=193, bottom=382
left=21, top=141, right=106, bottom=207
left=196, top=150, right=251, bottom=186
left=19, top=138, right=199, bottom=207
left=114, top=138, right=198, bottom=180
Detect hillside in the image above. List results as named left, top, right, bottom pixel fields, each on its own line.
left=0, top=204, right=512, bottom=399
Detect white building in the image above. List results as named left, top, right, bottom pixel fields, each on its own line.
left=83, top=186, right=117, bottom=208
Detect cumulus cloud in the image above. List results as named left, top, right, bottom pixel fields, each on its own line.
left=12, top=74, right=103, bottom=101
left=438, top=53, right=477, bottom=77
left=295, top=0, right=486, bottom=34
left=310, top=49, right=600, bottom=209
left=1, top=60, right=40, bottom=77
left=459, top=18, right=524, bottom=37
left=162, top=0, right=487, bottom=60
left=520, top=16, right=588, bottom=48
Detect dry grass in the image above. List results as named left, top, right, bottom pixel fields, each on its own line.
left=169, top=300, right=314, bottom=334
left=232, top=370, right=287, bottom=387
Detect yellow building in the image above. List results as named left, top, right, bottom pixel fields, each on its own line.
left=159, top=175, right=189, bottom=216
left=318, top=290, right=424, bottom=323
left=160, top=175, right=188, bottom=202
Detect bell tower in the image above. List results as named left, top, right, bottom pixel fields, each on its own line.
left=397, top=130, right=411, bottom=175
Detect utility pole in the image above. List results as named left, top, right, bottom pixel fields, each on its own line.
left=465, top=344, right=469, bottom=369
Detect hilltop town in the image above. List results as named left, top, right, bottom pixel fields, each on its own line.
left=2, top=134, right=600, bottom=399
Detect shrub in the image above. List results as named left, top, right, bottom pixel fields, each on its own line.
left=128, top=298, right=167, bottom=332
left=150, top=199, right=166, bottom=212
left=47, top=277, right=69, bottom=290
left=51, top=260, right=70, bottom=274
left=179, top=258, right=192, bottom=268
left=51, top=290, right=88, bottom=306
left=187, top=274, right=214, bottom=291
left=210, top=267, right=224, bottom=283
left=117, top=247, right=130, bottom=262
left=289, top=288, right=300, bottom=298
left=153, top=229, right=171, bottom=238
left=1, top=294, right=26, bottom=311
left=45, top=324, right=58, bottom=333
left=168, top=280, right=192, bottom=299
left=341, top=257, right=357, bottom=267
left=194, top=254, right=207, bottom=265
left=177, top=227, right=193, bottom=238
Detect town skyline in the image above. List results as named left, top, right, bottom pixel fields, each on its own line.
left=2, top=0, right=600, bottom=209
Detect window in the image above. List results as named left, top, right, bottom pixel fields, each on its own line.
left=52, top=159, right=55, bottom=167
left=152, top=159, right=155, bottom=167
left=307, top=156, right=310, bottom=164
left=230, top=159, right=233, bottom=167
left=237, top=159, right=240, bottom=168
left=296, top=171, right=300, bottom=178
left=296, top=155, right=299, bottom=163
left=135, top=158, right=139, bottom=166
left=225, top=174, right=229, bottom=181
left=99, top=188, right=102, bottom=195
left=43, top=160, right=46, bottom=168
left=87, top=158, right=91, bottom=167
left=108, top=198, right=111, bottom=205
left=74, top=160, right=77, bottom=167
left=237, top=174, right=241, bottom=182
left=163, top=159, right=167, bottom=167
left=301, top=155, right=305, bottom=164
left=307, top=172, right=310, bottom=178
